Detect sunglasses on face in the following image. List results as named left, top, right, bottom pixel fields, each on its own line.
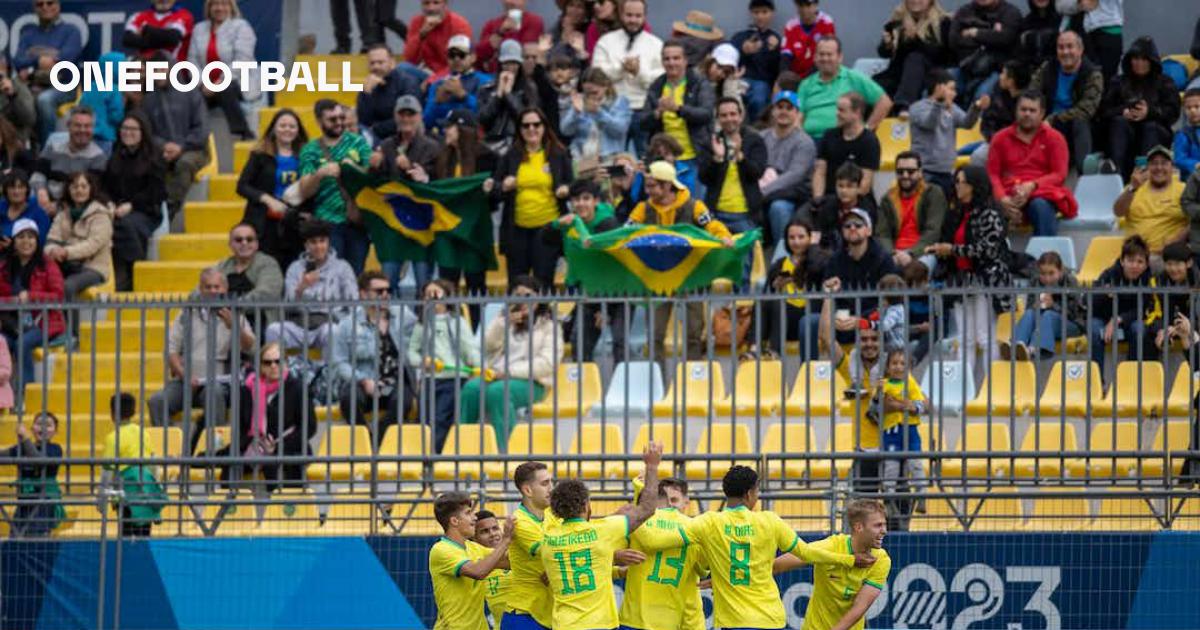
left=261, top=358, right=281, bottom=366
left=895, top=168, right=919, bottom=175
left=521, top=121, right=544, bottom=130
left=447, top=51, right=468, bottom=60
left=842, top=221, right=866, bottom=230
left=232, top=236, right=256, bottom=244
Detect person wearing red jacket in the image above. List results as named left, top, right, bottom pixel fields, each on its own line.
left=780, top=0, right=836, bottom=79
left=475, top=0, right=546, bottom=75
left=986, top=90, right=1076, bottom=236
left=404, top=0, right=473, bottom=78
left=0, top=218, right=64, bottom=407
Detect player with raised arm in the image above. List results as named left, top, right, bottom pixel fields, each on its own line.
left=429, top=492, right=515, bottom=630
left=503, top=461, right=556, bottom=630
left=472, top=509, right=512, bottom=627
left=538, top=441, right=665, bottom=630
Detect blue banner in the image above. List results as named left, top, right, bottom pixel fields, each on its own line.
left=0, top=0, right=282, bottom=65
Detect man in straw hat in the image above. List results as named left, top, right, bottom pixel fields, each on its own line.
left=672, top=10, right=724, bottom=66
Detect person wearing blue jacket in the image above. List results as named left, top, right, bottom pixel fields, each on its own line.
left=1175, top=88, right=1200, bottom=179
left=12, top=0, right=83, bottom=146
left=79, top=52, right=126, bottom=152
left=423, top=35, right=492, bottom=134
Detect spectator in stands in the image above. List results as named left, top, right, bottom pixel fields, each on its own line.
left=949, top=0, right=1021, bottom=101
left=1087, top=234, right=1155, bottom=370
left=876, top=151, right=947, bottom=269
left=979, top=59, right=1031, bottom=145
left=30, top=106, right=107, bottom=206
left=0, top=218, right=63, bottom=404
left=151, top=268, right=254, bottom=454
left=874, top=0, right=952, bottom=115
left=1147, top=242, right=1198, bottom=362
left=45, top=172, right=113, bottom=299
left=1185, top=164, right=1200, bottom=263
left=1006, top=251, right=1083, bottom=360
left=298, top=99, right=372, bottom=274
left=1102, top=37, right=1180, bottom=182
left=1192, top=16, right=1200, bottom=88
left=216, top=222, right=283, bottom=305
left=460, top=275, right=561, bottom=452
left=238, top=109, right=309, bottom=269
left=0, top=58, right=36, bottom=143
left=424, top=36, right=492, bottom=134
left=638, top=134, right=696, bottom=198
left=641, top=40, right=713, bottom=185
left=1177, top=89, right=1200, bottom=179
left=434, top=110, right=493, bottom=316
left=542, top=52, right=578, bottom=143
left=357, top=44, right=422, bottom=146
left=756, top=216, right=822, bottom=358
left=331, top=270, right=417, bottom=444
left=476, top=0, right=546, bottom=75
left=551, top=0, right=590, bottom=60
left=797, top=38, right=892, bottom=139
left=561, top=68, right=631, bottom=162
left=102, top=393, right=164, bottom=538
left=1113, top=145, right=1187, bottom=255
left=3, top=411, right=62, bottom=537
left=671, top=11, right=723, bottom=67
left=478, top=40, right=551, bottom=155
left=0, top=119, right=35, bottom=175
left=604, top=152, right=639, bottom=223
left=329, top=0, right=371, bottom=54
left=1029, top=30, right=1103, bottom=173
left=269, top=220, right=357, bottom=354
left=1057, top=0, right=1124, bottom=81
left=701, top=97, right=767, bottom=285
left=810, top=209, right=899, bottom=357
left=926, top=165, right=1013, bottom=365
left=141, top=55, right=209, bottom=217
left=732, top=0, right=783, bottom=121
left=1018, top=0, right=1061, bottom=65
left=803, top=163, right=874, bottom=250
left=408, top=279, right=478, bottom=451
left=591, top=0, right=663, bottom=156
left=123, top=0, right=195, bottom=61
left=0, top=170, right=50, bottom=244
left=701, top=44, right=745, bottom=105
left=781, top=0, right=836, bottom=80
left=986, top=90, right=1075, bottom=236
left=584, top=0, right=622, bottom=56
left=909, top=69, right=987, bottom=196
left=104, top=111, right=166, bottom=292
left=187, top=0, right=257, bottom=141
left=13, top=0, right=82, bottom=146
left=79, top=52, right=125, bottom=153
left=819, top=286, right=886, bottom=474
left=762, top=91, right=817, bottom=246
left=811, top=92, right=881, bottom=216
left=488, top=107, right=571, bottom=288
left=403, top=0, right=472, bottom=78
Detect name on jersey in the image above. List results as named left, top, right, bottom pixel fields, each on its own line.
left=544, top=528, right=598, bottom=547
left=724, top=524, right=754, bottom=537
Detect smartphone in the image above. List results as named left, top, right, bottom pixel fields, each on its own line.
left=1134, top=156, right=1148, bottom=169
left=304, top=260, right=318, bottom=273
left=843, top=388, right=870, bottom=400
left=605, top=165, right=627, bottom=178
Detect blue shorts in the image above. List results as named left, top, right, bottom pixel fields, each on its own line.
left=882, top=424, right=922, bottom=453
left=501, top=612, right=551, bottom=630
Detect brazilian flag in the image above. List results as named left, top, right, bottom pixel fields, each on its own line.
left=341, top=166, right=497, bottom=273
left=565, top=224, right=760, bottom=296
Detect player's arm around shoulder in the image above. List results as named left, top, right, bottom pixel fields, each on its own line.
left=460, top=516, right=517, bottom=579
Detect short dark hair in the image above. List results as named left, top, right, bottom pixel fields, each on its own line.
left=840, top=91, right=866, bottom=118
left=110, top=392, right=137, bottom=421
left=434, top=491, right=473, bottom=530
left=314, top=98, right=340, bottom=120
left=1017, top=89, right=1046, bottom=111
left=834, top=162, right=863, bottom=185
left=716, top=96, right=743, bottom=114
left=300, top=219, right=332, bottom=241
left=658, top=477, right=689, bottom=499
left=550, top=478, right=590, bottom=520
left=1162, top=242, right=1192, bottom=263
left=475, top=509, right=497, bottom=522
left=925, top=68, right=954, bottom=92
left=895, top=150, right=922, bottom=169
left=817, top=34, right=841, bottom=54
left=775, top=70, right=802, bottom=92
left=569, top=178, right=601, bottom=199
left=365, top=42, right=392, bottom=56
left=68, top=104, right=95, bottom=120
left=749, top=0, right=775, bottom=9
left=357, top=270, right=388, bottom=291
left=1003, top=60, right=1032, bottom=90
left=1037, top=251, right=1064, bottom=269
left=230, top=221, right=258, bottom=237
left=513, top=461, right=548, bottom=492
left=722, top=465, right=759, bottom=498
left=1185, top=88, right=1200, bottom=101
left=847, top=498, right=886, bottom=525
left=1121, top=235, right=1150, bottom=261
left=648, top=133, right=685, bottom=160
left=902, top=260, right=929, bottom=285
left=662, top=39, right=687, bottom=55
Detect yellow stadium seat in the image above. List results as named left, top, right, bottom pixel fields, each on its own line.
left=965, top=361, right=1037, bottom=418
left=293, top=54, right=375, bottom=80
left=1028, top=489, right=1090, bottom=531
left=770, top=496, right=831, bottom=530
left=197, top=493, right=261, bottom=536
left=876, top=118, right=910, bottom=171
left=1094, top=496, right=1163, bottom=531
left=273, top=84, right=360, bottom=109
left=716, top=360, right=785, bottom=418
left=486, top=249, right=508, bottom=294
left=26, top=383, right=163, bottom=416
left=1037, top=361, right=1102, bottom=418
left=1164, top=53, right=1200, bottom=78
left=433, top=424, right=504, bottom=480
left=955, top=123, right=984, bottom=149
left=1144, top=421, right=1191, bottom=478
left=257, top=106, right=320, bottom=139
left=195, top=133, right=218, bottom=181
left=322, top=501, right=377, bottom=536
left=256, top=498, right=321, bottom=536
left=506, top=423, right=558, bottom=478
left=56, top=503, right=110, bottom=538
left=306, top=425, right=374, bottom=482
left=685, top=423, right=756, bottom=479
left=208, top=174, right=240, bottom=201
left=1012, top=423, right=1078, bottom=478
left=994, top=308, right=1023, bottom=345
left=808, top=422, right=856, bottom=480
left=188, top=426, right=233, bottom=483
left=109, top=294, right=187, bottom=322
left=560, top=423, right=625, bottom=479
left=1165, top=363, right=1196, bottom=420
left=79, top=320, right=168, bottom=353
left=762, top=422, right=819, bottom=480
left=157, top=233, right=230, bottom=262
left=910, top=486, right=969, bottom=532
left=1067, top=422, right=1141, bottom=479
left=1176, top=498, right=1200, bottom=531
left=783, top=361, right=846, bottom=418
left=53, top=351, right=168, bottom=385
left=233, top=141, right=255, bottom=174
left=1093, top=361, right=1166, bottom=419
left=183, top=201, right=245, bottom=234
left=967, top=487, right=1025, bottom=532
left=631, top=423, right=681, bottom=478
left=653, top=361, right=726, bottom=417
left=133, top=261, right=218, bottom=293
left=141, top=426, right=184, bottom=481
left=531, top=362, right=602, bottom=420
left=1077, top=236, right=1125, bottom=285
left=376, top=424, right=430, bottom=481
left=941, top=423, right=1011, bottom=479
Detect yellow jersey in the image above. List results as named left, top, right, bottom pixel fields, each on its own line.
left=483, top=568, right=510, bottom=627
left=515, top=149, right=559, bottom=228
left=879, top=375, right=925, bottom=431
left=429, top=537, right=490, bottom=630
left=506, top=504, right=555, bottom=626
left=102, top=423, right=155, bottom=470
left=716, top=162, right=749, bottom=214
left=620, top=508, right=705, bottom=630
left=837, top=353, right=883, bottom=450
left=802, top=534, right=891, bottom=630
left=538, top=514, right=629, bottom=630
left=683, top=506, right=856, bottom=629
left=662, top=81, right=696, bottom=160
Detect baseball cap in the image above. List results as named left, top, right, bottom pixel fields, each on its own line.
left=447, top=34, right=471, bottom=53
left=773, top=90, right=799, bottom=108
left=394, top=94, right=422, bottom=114
left=840, top=208, right=872, bottom=230
left=445, top=108, right=478, bottom=129
left=1146, top=145, right=1173, bottom=161
left=10, top=218, right=38, bottom=237
left=647, top=161, right=686, bottom=191
left=712, top=43, right=739, bottom=69
left=498, top=39, right=523, bottom=64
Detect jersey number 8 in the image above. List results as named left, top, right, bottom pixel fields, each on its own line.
left=729, top=542, right=751, bottom=586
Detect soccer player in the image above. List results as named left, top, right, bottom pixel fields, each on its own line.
left=539, top=442, right=665, bottom=630
left=473, top=509, right=511, bottom=627
left=619, top=476, right=706, bottom=630
left=429, top=492, right=514, bottom=630
left=780, top=499, right=891, bottom=630
left=503, top=462, right=555, bottom=630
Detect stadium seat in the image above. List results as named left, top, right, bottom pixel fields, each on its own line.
left=531, top=362, right=602, bottom=420
left=1068, top=422, right=1142, bottom=479
left=433, top=424, right=504, bottom=480
left=561, top=423, right=625, bottom=479
left=376, top=424, right=431, bottom=482
left=1023, top=236, right=1078, bottom=270
left=52, top=351, right=168, bottom=385
left=1093, top=361, right=1166, bottom=419
left=273, top=84, right=359, bottom=109
left=1027, top=489, right=1090, bottom=531
left=783, top=361, right=846, bottom=418
left=653, top=361, right=726, bottom=418
left=1144, top=421, right=1191, bottom=478
left=1165, top=363, right=1196, bottom=420
left=79, top=320, right=168, bottom=353
left=941, top=423, right=1011, bottom=479
left=1036, top=360, right=1102, bottom=418
left=141, top=426, right=184, bottom=481
left=715, top=360, right=784, bottom=418
left=306, top=425, right=374, bottom=483
left=157, top=233, right=229, bottom=262
left=850, top=57, right=889, bottom=77
left=1092, top=496, right=1163, bottom=531
left=762, top=423, right=820, bottom=480
left=966, top=487, right=1025, bottom=532
left=685, top=423, right=755, bottom=480
left=256, top=496, right=321, bottom=536
left=208, top=174, right=239, bottom=201
left=920, top=358, right=975, bottom=418
left=1012, top=423, right=1078, bottom=478
left=631, top=423, right=681, bottom=478
left=183, top=201, right=245, bottom=234
left=232, top=141, right=255, bottom=174
left=876, top=118, right=910, bottom=171
left=1076, top=235, right=1124, bottom=285
left=965, top=360, right=1037, bottom=418
left=808, top=422, right=855, bottom=480
left=508, top=423, right=558, bottom=457
left=293, top=53, right=378, bottom=80
left=1069, top=175, right=1122, bottom=231
left=599, top=361, right=664, bottom=419
left=188, top=426, right=233, bottom=483
left=26, top=383, right=163, bottom=416
left=770, top=496, right=831, bottom=530
left=133, top=261, right=218, bottom=293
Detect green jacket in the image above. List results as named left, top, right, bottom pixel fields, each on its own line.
left=875, top=182, right=947, bottom=256
left=114, top=465, right=166, bottom=525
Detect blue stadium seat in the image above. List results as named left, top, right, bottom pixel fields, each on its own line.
left=598, top=361, right=664, bottom=419
left=920, top=358, right=975, bottom=418
left=1024, top=236, right=1078, bottom=270
left=1067, top=175, right=1122, bottom=231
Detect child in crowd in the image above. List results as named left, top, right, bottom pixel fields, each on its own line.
left=908, top=68, right=988, bottom=198
left=875, top=274, right=910, bottom=353
left=1149, top=242, right=1200, bottom=360
left=872, top=350, right=927, bottom=513
left=1089, top=235, right=1159, bottom=371
left=100, top=392, right=164, bottom=538
left=902, top=262, right=936, bottom=364
left=4, top=412, right=63, bottom=537
left=1175, top=88, right=1200, bottom=178
left=408, top=279, right=481, bottom=453
left=1006, top=251, right=1085, bottom=361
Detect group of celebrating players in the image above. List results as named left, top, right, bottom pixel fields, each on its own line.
left=428, top=443, right=891, bottom=630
